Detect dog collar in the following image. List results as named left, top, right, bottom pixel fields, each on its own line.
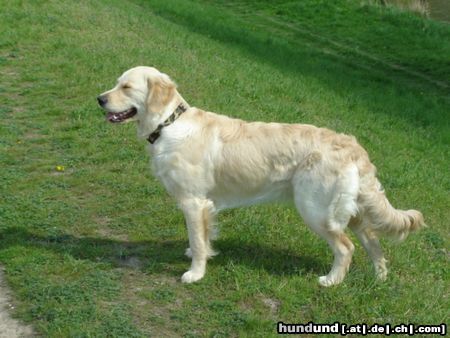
left=147, top=103, right=188, bottom=144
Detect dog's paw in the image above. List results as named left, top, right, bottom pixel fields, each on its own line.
left=185, top=248, right=192, bottom=258
left=181, top=270, right=204, bottom=283
left=375, top=265, right=388, bottom=281
left=318, top=275, right=340, bottom=287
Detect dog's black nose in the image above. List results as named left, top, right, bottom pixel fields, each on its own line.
left=97, top=95, right=107, bottom=107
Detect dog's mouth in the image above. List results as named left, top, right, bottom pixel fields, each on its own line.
left=106, top=107, right=137, bottom=123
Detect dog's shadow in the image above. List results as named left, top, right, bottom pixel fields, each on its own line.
left=0, top=227, right=323, bottom=277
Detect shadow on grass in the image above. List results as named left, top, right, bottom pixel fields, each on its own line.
left=143, top=0, right=448, bottom=130
left=0, top=227, right=323, bottom=277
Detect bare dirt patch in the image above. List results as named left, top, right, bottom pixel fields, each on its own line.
left=0, top=268, right=34, bottom=338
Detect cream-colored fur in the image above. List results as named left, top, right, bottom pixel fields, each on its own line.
left=98, top=66, right=425, bottom=286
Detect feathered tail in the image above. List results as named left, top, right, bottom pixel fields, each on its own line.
left=359, top=178, right=425, bottom=241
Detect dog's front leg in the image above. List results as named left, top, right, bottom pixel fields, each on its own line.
left=180, top=198, right=209, bottom=283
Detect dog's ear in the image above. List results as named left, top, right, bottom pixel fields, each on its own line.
left=146, top=74, right=176, bottom=114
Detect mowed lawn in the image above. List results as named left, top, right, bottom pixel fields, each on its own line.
left=1, top=0, right=449, bottom=336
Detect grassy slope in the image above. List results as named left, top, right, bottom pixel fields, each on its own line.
left=206, top=0, right=450, bottom=83
left=0, top=0, right=449, bottom=336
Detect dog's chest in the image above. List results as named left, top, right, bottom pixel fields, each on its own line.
left=149, top=141, right=214, bottom=197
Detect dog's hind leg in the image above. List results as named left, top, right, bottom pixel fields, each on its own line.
left=307, top=222, right=355, bottom=287
left=319, top=231, right=355, bottom=287
left=294, top=189, right=356, bottom=286
left=293, top=165, right=358, bottom=286
left=180, top=198, right=215, bottom=283
left=350, top=223, right=388, bottom=280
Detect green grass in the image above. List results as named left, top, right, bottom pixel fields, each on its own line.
left=1, top=0, right=449, bottom=336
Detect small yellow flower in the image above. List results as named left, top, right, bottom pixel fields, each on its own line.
left=55, top=165, right=65, bottom=172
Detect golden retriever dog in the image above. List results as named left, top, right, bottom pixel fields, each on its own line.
left=97, top=66, right=424, bottom=286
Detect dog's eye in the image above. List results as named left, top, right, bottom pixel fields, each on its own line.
left=122, top=83, right=132, bottom=89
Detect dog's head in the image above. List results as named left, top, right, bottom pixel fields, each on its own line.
left=97, top=66, right=177, bottom=124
